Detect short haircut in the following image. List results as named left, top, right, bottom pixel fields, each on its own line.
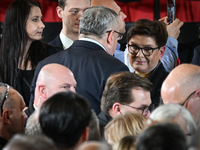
left=58, top=0, right=66, bottom=9
left=114, top=135, right=137, bottom=150
left=101, top=72, right=152, bottom=113
left=105, top=111, right=146, bottom=146
left=127, top=19, right=168, bottom=47
left=58, top=0, right=91, bottom=10
left=136, top=122, right=187, bottom=150
left=0, top=83, right=14, bottom=111
left=147, top=104, right=197, bottom=136
left=39, top=91, right=91, bottom=149
left=4, top=134, right=56, bottom=150
left=25, top=110, right=43, bottom=136
left=88, top=109, right=101, bottom=141
left=80, top=6, right=119, bottom=39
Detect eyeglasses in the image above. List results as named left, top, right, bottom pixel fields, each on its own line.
left=128, top=44, right=160, bottom=56
left=181, top=90, right=196, bottom=106
left=106, top=30, right=124, bottom=40
left=121, top=103, right=154, bottom=116
left=1, top=84, right=10, bottom=115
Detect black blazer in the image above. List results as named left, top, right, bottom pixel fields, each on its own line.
left=191, top=45, right=200, bottom=66
left=29, top=40, right=129, bottom=114
left=48, top=35, right=63, bottom=49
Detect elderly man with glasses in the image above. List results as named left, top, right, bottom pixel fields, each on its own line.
left=29, top=6, right=129, bottom=115
left=0, top=83, right=27, bottom=148
left=127, top=19, right=169, bottom=109
left=98, top=71, right=153, bottom=138
left=161, top=64, right=200, bottom=127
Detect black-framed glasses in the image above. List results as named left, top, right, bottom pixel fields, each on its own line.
left=106, top=30, right=124, bottom=40
left=121, top=103, right=154, bottom=116
left=1, top=84, right=10, bottom=115
left=128, top=44, right=160, bottom=56
left=181, top=90, right=196, bottom=106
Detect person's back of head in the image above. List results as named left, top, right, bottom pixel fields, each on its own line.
left=147, top=104, right=196, bottom=137
left=25, top=109, right=42, bottom=135
left=105, top=111, right=146, bottom=146
left=39, top=91, right=91, bottom=149
left=76, top=141, right=111, bottom=150
left=0, top=83, right=27, bottom=141
left=3, top=134, right=56, bottom=150
left=79, top=6, right=118, bottom=40
left=114, top=135, right=136, bottom=150
left=88, top=109, right=101, bottom=141
left=101, top=72, right=152, bottom=115
left=136, top=122, right=187, bottom=150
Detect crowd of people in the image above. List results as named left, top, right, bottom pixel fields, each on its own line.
left=0, top=0, right=200, bottom=150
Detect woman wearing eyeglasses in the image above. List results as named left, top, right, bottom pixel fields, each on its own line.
left=126, top=19, right=169, bottom=109
left=0, top=0, right=61, bottom=106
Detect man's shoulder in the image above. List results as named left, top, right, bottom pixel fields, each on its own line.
left=48, top=35, right=62, bottom=49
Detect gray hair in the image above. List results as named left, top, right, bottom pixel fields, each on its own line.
left=25, top=110, right=43, bottom=136
left=3, top=134, right=56, bottom=150
left=80, top=6, right=119, bottom=39
left=147, top=104, right=197, bottom=135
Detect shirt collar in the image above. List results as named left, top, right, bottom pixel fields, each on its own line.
left=79, top=37, right=107, bottom=52
left=59, top=31, right=74, bottom=50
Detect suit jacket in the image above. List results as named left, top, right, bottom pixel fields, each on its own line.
left=148, top=62, right=169, bottom=108
left=191, top=45, right=200, bottom=66
left=48, top=35, right=63, bottom=49
left=25, top=103, right=35, bottom=118
left=29, top=40, right=129, bottom=114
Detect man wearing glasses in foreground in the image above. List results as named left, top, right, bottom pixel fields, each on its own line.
left=98, top=72, right=153, bottom=138
left=127, top=19, right=169, bottom=108
left=161, top=64, right=200, bottom=127
left=0, top=83, right=27, bottom=148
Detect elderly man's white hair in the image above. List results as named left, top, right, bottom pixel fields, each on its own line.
left=147, top=104, right=196, bottom=136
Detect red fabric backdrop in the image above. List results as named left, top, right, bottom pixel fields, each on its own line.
left=0, top=0, right=200, bottom=22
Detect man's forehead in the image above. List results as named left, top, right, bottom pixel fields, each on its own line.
left=65, top=0, right=90, bottom=9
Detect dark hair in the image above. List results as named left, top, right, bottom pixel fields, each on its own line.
left=58, top=0, right=66, bottom=10
left=0, top=0, right=52, bottom=88
left=127, top=19, right=168, bottom=47
left=136, top=122, right=187, bottom=150
left=39, top=91, right=91, bottom=149
left=101, top=72, right=153, bottom=113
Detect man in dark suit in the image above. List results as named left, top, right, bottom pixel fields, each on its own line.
left=48, top=0, right=90, bottom=50
left=191, top=45, right=200, bottom=66
left=29, top=6, right=129, bottom=114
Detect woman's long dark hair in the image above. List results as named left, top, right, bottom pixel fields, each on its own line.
left=0, top=0, right=49, bottom=88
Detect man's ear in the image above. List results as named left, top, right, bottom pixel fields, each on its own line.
left=106, top=30, right=115, bottom=55
left=56, top=6, right=63, bottom=19
left=159, top=46, right=166, bottom=60
left=194, top=90, right=200, bottom=98
left=2, top=110, right=11, bottom=125
left=82, top=127, right=89, bottom=142
left=38, top=85, right=47, bottom=100
left=111, top=103, right=122, bottom=117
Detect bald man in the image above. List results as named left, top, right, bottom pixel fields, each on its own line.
left=161, top=64, right=200, bottom=127
left=91, top=0, right=183, bottom=72
left=25, top=63, right=77, bottom=117
left=0, top=83, right=27, bottom=148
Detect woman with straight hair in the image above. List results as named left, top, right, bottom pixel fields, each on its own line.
left=0, top=0, right=61, bottom=105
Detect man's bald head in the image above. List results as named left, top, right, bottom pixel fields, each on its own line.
left=161, top=64, right=200, bottom=126
left=91, top=0, right=126, bottom=33
left=34, top=64, right=77, bottom=107
left=161, top=64, right=200, bottom=104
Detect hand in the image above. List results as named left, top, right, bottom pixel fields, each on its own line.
left=166, top=18, right=184, bottom=39
left=159, top=16, right=168, bottom=25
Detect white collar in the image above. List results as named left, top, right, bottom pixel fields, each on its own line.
left=59, top=31, right=74, bottom=50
